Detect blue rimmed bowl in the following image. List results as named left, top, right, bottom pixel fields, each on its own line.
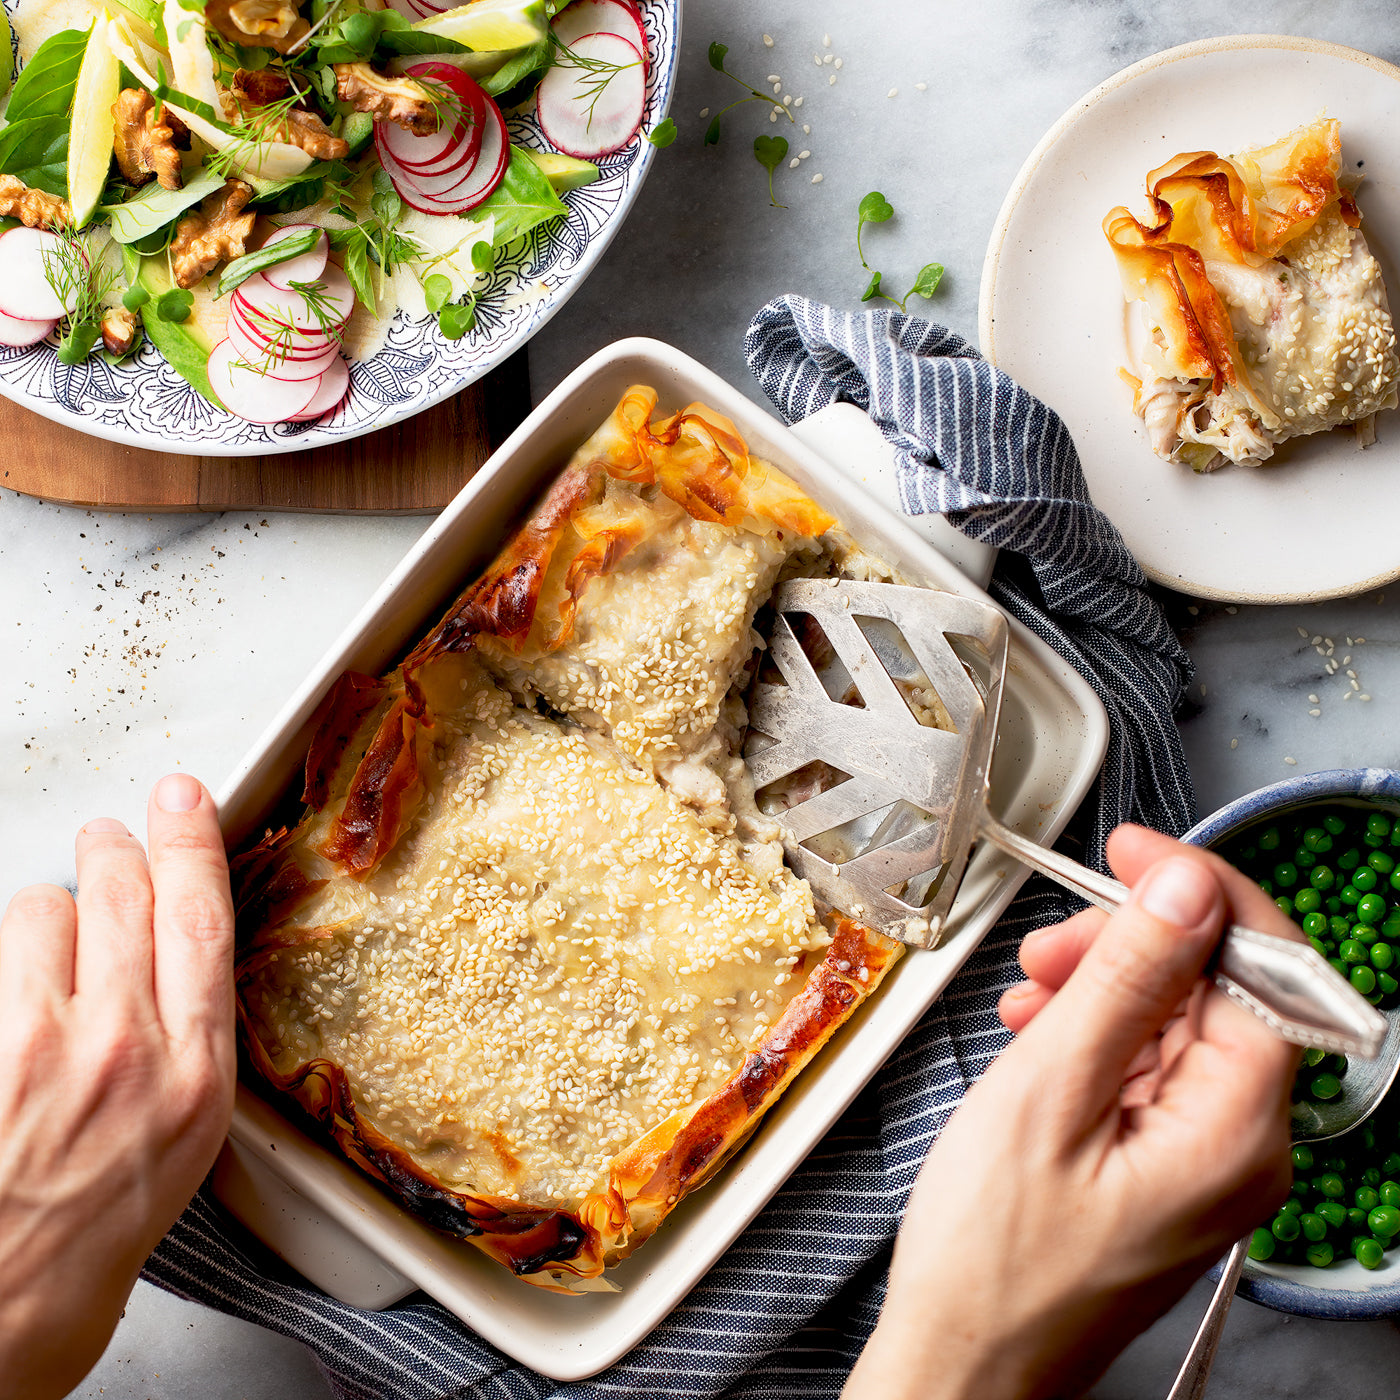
left=1184, top=767, right=1400, bottom=1319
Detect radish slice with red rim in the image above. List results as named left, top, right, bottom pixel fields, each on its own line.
left=289, top=355, right=350, bottom=420
left=208, top=339, right=318, bottom=422
left=537, top=30, right=645, bottom=159
left=235, top=267, right=355, bottom=332
left=230, top=294, right=340, bottom=355
left=0, top=307, right=53, bottom=347
left=381, top=95, right=508, bottom=214
left=261, top=226, right=329, bottom=291
left=552, top=0, right=648, bottom=69
left=389, top=62, right=486, bottom=171
left=0, top=227, right=79, bottom=321
left=226, top=313, right=339, bottom=379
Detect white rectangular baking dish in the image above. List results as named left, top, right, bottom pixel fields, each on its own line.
left=213, top=337, right=1109, bottom=1379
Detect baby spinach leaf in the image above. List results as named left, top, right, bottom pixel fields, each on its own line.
left=7, top=28, right=86, bottom=121
left=475, top=145, right=567, bottom=248
left=0, top=119, right=69, bottom=198
left=422, top=272, right=452, bottom=314
left=708, top=42, right=728, bottom=71
left=481, top=39, right=552, bottom=99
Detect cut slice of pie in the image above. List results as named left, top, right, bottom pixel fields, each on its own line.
left=1104, top=117, right=1400, bottom=471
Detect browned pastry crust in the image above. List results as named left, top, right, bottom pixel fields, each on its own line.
left=233, top=387, right=904, bottom=1291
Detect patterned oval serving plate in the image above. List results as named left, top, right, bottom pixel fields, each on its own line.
left=0, top=0, right=680, bottom=456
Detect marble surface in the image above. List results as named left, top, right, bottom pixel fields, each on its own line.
left=4, top=0, right=1399, bottom=1394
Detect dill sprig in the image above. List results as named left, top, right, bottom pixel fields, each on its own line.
left=42, top=226, right=120, bottom=364
left=206, top=86, right=308, bottom=179
left=234, top=279, right=343, bottom=376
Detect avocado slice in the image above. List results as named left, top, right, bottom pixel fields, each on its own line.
left=520, top=148, right=600, bottom=193
left=122, top=247, right=219, bottom=406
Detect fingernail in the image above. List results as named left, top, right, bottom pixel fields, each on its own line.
left=81, top=817, right=129, bottom=836
left=155, top=773, right=202, bottom=813
left=1137, top=857, right=1217, bottom=929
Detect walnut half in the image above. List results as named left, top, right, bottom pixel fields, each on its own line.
left=0, top=174, right=67, bottom=229
left=206, top=0, right=310, bottom=52
left=171, top=180, right=255, bottom=290
left=334, top=62, right=437, bottom=135
left=101, top=306, right=139, bottom=356
left=226, top=70, right=349, bottom=160
left=112, top=89, right=185, bottom=191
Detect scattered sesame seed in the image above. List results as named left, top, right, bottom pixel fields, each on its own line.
left=1309, top=708, right=1322, bottom=717
left=823, top=33, right=831, bottom=46
left=767, top=73, right=781, bottom=82
left=772, top=82, right=782, bottom=94
left=788, top=157, right=799, bottom=168
left=1230, top=738, right=1239, bottom=749
left=828, top=73, right=836, bottom=84
left=813, top=52, right=822, bottom=64
left=887, top=86, right=897, bottom=97
left=1225, top=605, right=1239, bottom=615
left=1285, top=756, right=1299, bottom=766
left=794, top=97, right=804, bottom=107
left=799, top=149, right=811, bottom=159
left=1357, top=637, right=1367, bottom=644
left=763, top=33, right=774, bottom=46
left=769, top=109, right=778, bottom=121
left=699, top=107, right=709, bottom=117
left=834, top=57, right=843, bottom=68
left=1187, top=605, right=1199, bottom=615
left=1297, top=627, right=1309, bottom=638
left=1200, top=683, right=1208, bottom=697
left=783, top=94, right=792, bottom=105
left=811, top=172, right=823, bottom=183
left=822, top=52, right=834, bottom=65
left=915, top=81, right=928, bottom=91
left=1361, top=694, right=1373, bottom=702
left=802, top=122, right=810, bottom=132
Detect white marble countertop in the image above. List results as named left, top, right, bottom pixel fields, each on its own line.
left=6, top=0, right=1400, bottom=1394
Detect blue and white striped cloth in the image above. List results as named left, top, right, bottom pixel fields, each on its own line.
left=143, top=296, right=1196, bottom=1400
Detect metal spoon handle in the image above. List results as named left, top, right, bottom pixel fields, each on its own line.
left=1165, top=1236, right=1249, bottom=1400
left=977, top=812, right=1387, bottom=1059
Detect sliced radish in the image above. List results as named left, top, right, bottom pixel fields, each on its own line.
left=381, top=95, right=507, bottom=214
left=207, top=339, right=317, bottom=422
left=0, top=307, right=54, bottom=347
left=235, top=267, right=355, bottom=333
left=289, top=355, right=350, bottom=421
left=226, top=314, right=339, bottom=379
left=536, top=30, right=644, bottom=159
left=261, top=226, right=329, bottom=291
left=552, top=0, right=648, bottom=69
left=229, top=297, right=338, bottom=357
left=0, top=227, right=80, bottom=321
left=381, top=62, right=488, bottom=173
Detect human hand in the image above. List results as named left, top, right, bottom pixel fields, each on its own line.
left=0, top=775, right=235, bottom=1400
left=845, top=826, right=1300, bottom=1400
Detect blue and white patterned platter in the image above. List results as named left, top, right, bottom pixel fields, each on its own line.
left=0, top=0, right=680, bottom=456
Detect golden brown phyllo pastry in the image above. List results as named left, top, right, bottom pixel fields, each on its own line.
left=1104, top=117, right=1400, bottom=471
left=232, top=388, right=905, bottom=1291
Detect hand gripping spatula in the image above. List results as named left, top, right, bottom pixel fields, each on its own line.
left=745, top=578, right=1385, bottom=1059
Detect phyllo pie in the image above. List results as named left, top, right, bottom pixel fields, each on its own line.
left=1103, top=117, right=1399, bottom=471
left=232, top=387, right=905, bottom=1291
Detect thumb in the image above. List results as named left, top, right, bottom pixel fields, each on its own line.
left=1023, top=852, right=1227, bottom=1112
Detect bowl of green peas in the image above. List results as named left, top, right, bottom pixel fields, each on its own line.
left=1187, top=768, right=1400, bottom=1318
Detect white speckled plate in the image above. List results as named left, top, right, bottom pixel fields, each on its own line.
left=0, top=0, right=679, bottom=455
left=980, top=35, right=1400, bottom=604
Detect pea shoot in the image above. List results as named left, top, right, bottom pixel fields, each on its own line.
left=753, top=135, right=788, bottom=208
left=703, top=42, right=794, bottom=147
left=855, top=192, right=944, bottom=312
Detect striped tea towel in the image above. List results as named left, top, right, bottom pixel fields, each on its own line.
left=143, top=296, right=1196, bottom=1400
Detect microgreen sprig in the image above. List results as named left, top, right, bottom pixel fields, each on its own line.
left=855, top=191, right=945, bottom=312
left=704, top=41, right=793, bottom=146
left=753, top=135, right=787, bottom=208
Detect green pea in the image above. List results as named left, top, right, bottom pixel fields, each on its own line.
left=1371, top=851, right=1396, bottom=875
left=1324, top=814, right=1347, bottom=836
left=1373, top=942, right=1396, bottom=970
left=1331, top=914, right=1352, bottom=937
left=1305, top=827, right=1334, bottom=853
left=1300, top=1211, right=1328, bottom=1242
left=1259, top=826, right=1282, bottom=850
left=1295, top=888, right=1323, bottom=915
left=1357, top=1186, right=1382, bottom=1211
left=1315, top=1173, right=1347, bottom=1198
left=1275, top=863, right=1300, bottom=889
left=1381, top=972, right=1399, bottom=996
left=1249, top=1226, right=1277, bottom=1260
left=1371, top=1207, right=1400, bottom=1238
left=1340, top=848, right=1362, bottom=871
left=1356, top=867, right=1381, bottom=893
left=1370, top=813, right=1393, bottom=839
left=1319, top=1201, right=1347, bottom=1227
left=1350, top=1207, right=1371, bottom=1229
left=1365, top=1166, right=1383, bottom=1186
left=1294, top=1143, right=1316, bottom=1170
left=1341, top=939, right=1369, bottom=964
left=1382, top=1181, right=1400, bottom=1207
left=1306, top=1241, right=1335, bottom=1268
left=1368, top=989, right=1385, bottom=1005
left=1352, top=965, right=1378, bottom=995
left=1312, top=1072, right=1344, bottom=1100
left=1342, top=885, right=1362, bottom=907
left=1296, top=848, right=1318, bottom=871
left=1329, top=957, right=1349, bottom=977
left=1276, top=896, right=1294, bottom=918
left=1290, top=1179, right=1311, bottom=1200
left=1357, top=1237, right=1385, bottom=1269
left=1357, top=927, right=1381, bottom=947
left=1309, top=936, right=1329, bottom=955
left=1272, top=1212, right=1301, bottom=1242
left=1329, top=1053, right=1350, bottom=1076
left=1281, top=1196, right=1304, bottom=1216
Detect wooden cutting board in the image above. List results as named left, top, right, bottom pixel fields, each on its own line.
left=0, top=349, right=531, bottom=514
